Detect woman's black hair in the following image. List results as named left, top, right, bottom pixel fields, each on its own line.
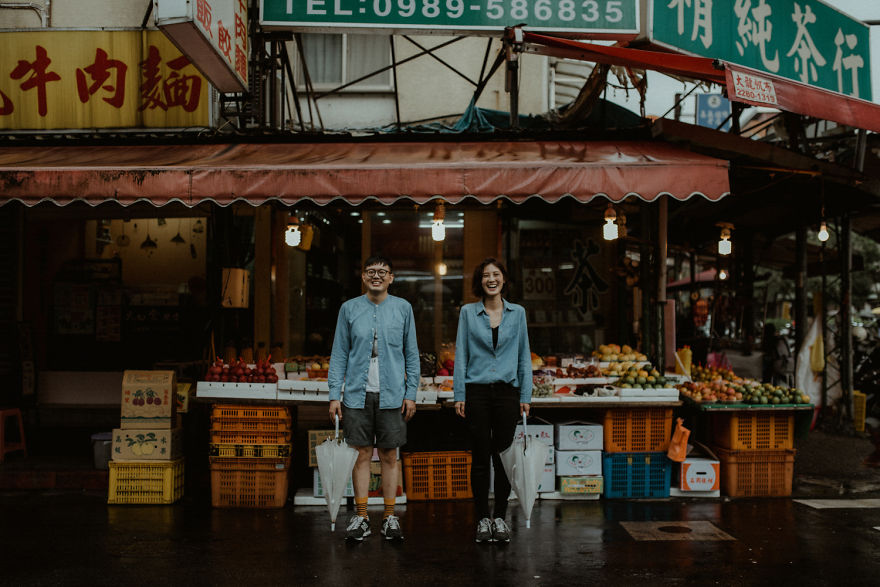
left=471, top=257, right=509, bottom=299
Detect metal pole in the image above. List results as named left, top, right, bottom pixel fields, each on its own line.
left=840, top=214, right=853, bottom=426
left=795, top=226, right=807, bottom=362
left=657, top=197, right=668, bottom=371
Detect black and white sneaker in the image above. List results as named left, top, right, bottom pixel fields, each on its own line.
left=475, top=517, right=494, bottom=543
left=345, top=515, right=371, bottom=541
left=381, top=515, right=404, bottom=540
left=492, top=518, right=511, bottom=543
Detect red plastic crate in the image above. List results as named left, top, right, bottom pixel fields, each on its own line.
left=402, top=451, right=472, bottom=501
left=603, top=407, right=673, bottom=453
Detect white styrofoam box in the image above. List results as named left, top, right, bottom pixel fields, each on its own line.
left=556, top=422, right=603, bottom=450
left=277, top=379, right=329, bottom=392
left=416, top=390, right=438, bottom=404
left=515, top=421, right=554, bottom=464
left=277, top=389, right=328, bottom=402
left=676, top=457, right=721, bottom=492
left=616, top=387, right=680, bottom=400
left=552, top=377, right=612, bottom=393
left=196, top=381, right=277, bottom=400
left=538, top=463, right=556, bottom=493
left=555, top=450, right=603, bottom=476
left=313, top=468, right=354, bottom=498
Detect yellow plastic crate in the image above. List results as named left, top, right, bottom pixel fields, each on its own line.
left=854, top=391, right=866, bottom=433
left=108, top=458, right=185, bottom=504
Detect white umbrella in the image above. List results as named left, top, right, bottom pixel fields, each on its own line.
left=499, top=414, right=550, bottom=528
left=315, top=414, right=358, bottom=531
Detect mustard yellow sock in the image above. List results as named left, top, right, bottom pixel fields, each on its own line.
left=383, top=498, right=395, bottom=519
left=355, top=497, right=368, bottom=519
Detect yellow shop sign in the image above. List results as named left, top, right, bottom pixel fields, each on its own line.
left=0, top=30, right=211, bottom=130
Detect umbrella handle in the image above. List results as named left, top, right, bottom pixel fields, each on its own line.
left=334, top=413, right=340, bottom=439
left=522, top=412, right=527, bottom=436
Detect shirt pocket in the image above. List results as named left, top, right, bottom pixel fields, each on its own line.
left=385, top=322, right=404, bottom=347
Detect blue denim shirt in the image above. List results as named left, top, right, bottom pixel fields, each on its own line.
left=453, top=299, right=533, bottom=404
left=329, top=294, right=420, bottom=409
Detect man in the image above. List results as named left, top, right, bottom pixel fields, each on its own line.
left=328, top=255, right=419, bottom=541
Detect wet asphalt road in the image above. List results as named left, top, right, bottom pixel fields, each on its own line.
left=2, top=490, right=880, bottom=586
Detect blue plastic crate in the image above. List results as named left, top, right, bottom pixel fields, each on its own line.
left=602, top=452, right=671, bottom=498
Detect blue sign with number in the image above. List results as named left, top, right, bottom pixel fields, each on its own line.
left=695, top=93, right=731, bottom=132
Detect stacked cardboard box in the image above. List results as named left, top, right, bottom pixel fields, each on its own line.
left=108, top=370, right=184, bottom=504
left=555, top=421, right=604, bottom=496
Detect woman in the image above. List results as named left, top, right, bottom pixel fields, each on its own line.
left=453, top=258, right=532, bottom=544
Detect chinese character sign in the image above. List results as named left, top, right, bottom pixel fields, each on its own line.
left=695, top=93, right=732, bottom=130
left=0, top=31, right=210, bottom=130
left=651, top=0, right=871, bottom=101
left=157, top=0, right=248, bottom=92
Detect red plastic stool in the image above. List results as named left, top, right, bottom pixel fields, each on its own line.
left=0, top=408, right=27, bottom=463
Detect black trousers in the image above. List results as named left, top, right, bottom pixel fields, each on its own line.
left=465, top=382, right=520, bottom=520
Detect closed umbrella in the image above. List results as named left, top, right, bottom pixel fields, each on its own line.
left=315, top=414, right=358, bottom=531
left=499, top=414, right=550, bottom=528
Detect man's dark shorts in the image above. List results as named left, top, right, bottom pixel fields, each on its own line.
left=342, top=393, right=407, bottom=448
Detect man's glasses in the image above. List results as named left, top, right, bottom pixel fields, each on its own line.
left=365, top=268, right=390, bottom=278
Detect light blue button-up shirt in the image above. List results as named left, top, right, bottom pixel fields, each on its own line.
left=453, top=299, right=533, bottom=404
left=329, top=294, right=420, bottom=409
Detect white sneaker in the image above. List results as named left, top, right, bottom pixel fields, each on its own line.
left=381, top=515, right=404, bottom=540
left=492, top=518, right=511, bottom=542
left=476, top=517, right=494, bottom=543
left=345, top=515, right=371, bottom=541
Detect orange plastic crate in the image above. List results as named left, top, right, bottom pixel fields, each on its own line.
left=210, top=429, right=291, bottom=445
left=710, top=412, right=795, bottom=451
left=211, top=416, right=292, bottom=434
left=603, top=407, right=673, bottom=453
left=210, top=457, right=290, bottom=508
left=715, top=447, right=796, bottom=497
left=211, top=404, right=290, bottom=421
left=209, top=443, right=291, bottom=458
left=402, top=451, right=472, bottom=501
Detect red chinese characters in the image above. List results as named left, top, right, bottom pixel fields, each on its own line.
left=139, top=45, right=202, bottom=113
left=197, top=0, right=213, bottom=38
left=76, top=48, right=128, bottom=108
left=218, top=21, right=232, bottom=61
left=10, top=45, right=61, bottom=116
left=2, top=42, right=204, bottom=119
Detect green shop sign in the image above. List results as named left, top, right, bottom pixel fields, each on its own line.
left=649, top=0, right=871, bottom=101
left=260, top=0, right=639, bottom=35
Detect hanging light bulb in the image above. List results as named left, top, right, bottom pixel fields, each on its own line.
left=717, top=222, right=733, bottom=255
left=285, top=215, right=302, bottom=247
left=603, top=203, right=618, bottom=241
left=432, top=201, right=446, bottom=242
left=437, top=262, right=448, bottom=276
left=719, top=268, right=728, bottom=280
left=818, top=221, right=829, bottom=242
